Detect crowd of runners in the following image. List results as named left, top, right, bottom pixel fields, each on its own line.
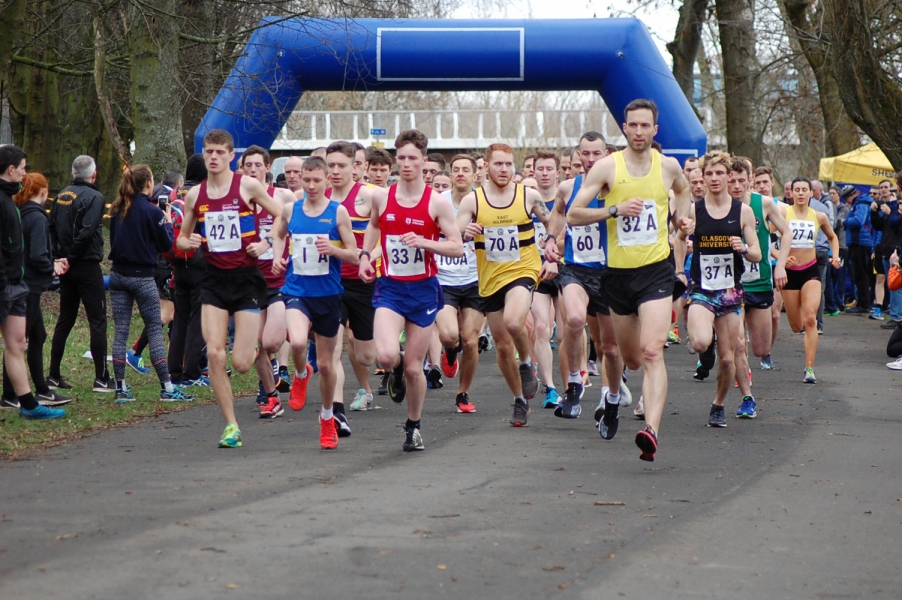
left=2, top=97, right=900, bottom=462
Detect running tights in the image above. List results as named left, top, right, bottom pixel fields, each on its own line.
left=109, top=272, right=170, bottom=385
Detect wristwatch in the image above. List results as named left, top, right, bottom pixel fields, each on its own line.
left=609, top=205, right=618, bottom=217
left=264, top=236, right=274, bottom=247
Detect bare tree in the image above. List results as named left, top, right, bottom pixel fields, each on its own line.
left=668, top=0, right=710, bottom=103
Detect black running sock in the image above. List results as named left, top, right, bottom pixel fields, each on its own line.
left=333, top=401, right=345, bottom=416
left=279, top=366, right=289, bottom=376
left=405, top=418, right=420, bottom=430
left=19, top=392, right=38, bottom=411
left=444, top=345, right=459, bottom=363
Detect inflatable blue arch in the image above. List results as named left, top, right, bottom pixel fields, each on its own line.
left=196, top=18, right=707, bottom=162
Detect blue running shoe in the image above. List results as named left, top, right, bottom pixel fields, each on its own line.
left=115, top=389, right=135, bottom=404
left=126, top=350, right=151, bottom=374
left=308, top=341, right=318, bottom=373
left=736, top=396, right=757, bottom=418
left=183, top=375, right=211, bottom=387
left=870, top=307, right=885, bottom=321
left=160, top=386, right=195, bottom=402
left=760, top=354, right=775, bottom=370
left=542, top=386, right=561, bottom=409
left=20, top=405, right=66, bottom=419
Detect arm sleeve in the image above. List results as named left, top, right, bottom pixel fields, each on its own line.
left=26, top=216, right=54, bottom=275
left=68, top=195, right=105, bottom=261
left=845, top=205, right=863, bottom=229
left=151, top=206, right=175, bottom=253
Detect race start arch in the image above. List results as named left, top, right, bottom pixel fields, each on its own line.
left=196, top=18, right=707, bottom=162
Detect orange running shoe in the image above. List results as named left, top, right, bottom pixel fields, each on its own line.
left=319, top=416, right=338, bottom=449
left=441, top=348, right=459, bottom=378
left=289, top=364, right=313, bottom=411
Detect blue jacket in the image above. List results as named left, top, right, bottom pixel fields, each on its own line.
left=109, top=194, right=174, bottom=276
left=844, top=196, right=875, bottom=247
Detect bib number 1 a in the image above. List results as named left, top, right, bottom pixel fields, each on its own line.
left=290, top=234, right=329, bottom=276
left=617, top=200, right=659, bottom=247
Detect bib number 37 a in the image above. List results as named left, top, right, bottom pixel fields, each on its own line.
left=701, top=253, right=735, bottom=291
left=617, top=200, right=658, bottom=247
left=386, top=235, right=426, bottom=277
left=206, top=211, right=241, bottom=252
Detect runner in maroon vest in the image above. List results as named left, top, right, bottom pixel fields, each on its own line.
left=176, top=129, right=285, bottom=449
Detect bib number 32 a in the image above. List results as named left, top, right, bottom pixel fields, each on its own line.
left=617, top=200, right=659, bottom=247
left=484, top=226, right=520, bottom=262
left=701, top=253, right=734, bottom=291
left=386, top=235, right=426, bottom=277
left=206, top=211, right=241, bottom=252
left=290, top=234, right=329, bottom=276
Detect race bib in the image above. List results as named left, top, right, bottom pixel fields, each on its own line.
left=534, top=221, right=547, bottom=257
left=741, top=256, right=761, bottom=283
left=205, top=211, right=241, bottom=252
left=789, top=220, right=816, bottom=249
left=437, top=245, right=470, bottom=277
left=617, top=200, right=659, bottom=246
left=259, top=225, right=274, bottom=261
left=386, top=234, right=426, bottom=277
left=484, top=225, right=520, bottom=262
left=290, top=234, right=329, bottom=276
left=569, top=223, right=605, bottom=264
left=700, top=253, right=735, bottom=291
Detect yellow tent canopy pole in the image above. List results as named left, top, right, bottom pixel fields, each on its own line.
left=819, top=142, right=897, bottom=186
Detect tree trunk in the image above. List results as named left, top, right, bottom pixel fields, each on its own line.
left=128, top=0, right=185, bottom=174
left=714, top=0, right=761, bottom=164
left=822, top=0, right=902, bottom=170
left=0, top=0, right=27, bottom=79
left=780, top=0, right=860, bottom=157
left=667, top=0, right=709, bottom=103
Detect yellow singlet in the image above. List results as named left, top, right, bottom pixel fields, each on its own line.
left=605, top=151, right=671, bottom=269
left=474, top=184, right=541, bottom=297
left=787, top=205, right=820, bottom=251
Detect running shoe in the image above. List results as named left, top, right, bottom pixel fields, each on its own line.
left=618, top=381, right=633, bottom=408
left=881, top=320, right=900, bottom=330
left=1, top=397, right=20, bottom=409
left=161, top=386, right=195, bottom=402
left=586, top=360, right=599, bottom=376
left=319, top=417, right=338, bottom=449
left=402, top=425, right=424, bottom=452
left=707, top=404, right=726, bottom=428
left=36, top=390, right=72, bottom=407
left=870, top=307, right=885, bottom=320
left=399, top=329, right=407, bottom=345
left=350, top=389, right=374, bottom=411
left=844, top=306, right=868, bottom=314
left=582, top=370, right=592, bottom=388
left=455, top=392, right=476, bottom=413
left=686, top=338, right=696, bottom=354
left=485, top=331, right=494, bottom=351
left=441, top=349, right=459, bottom=379
left=598, top=393, right=620, bottom=440
left=271, top=358, right=279, bottom=379
left=542, top=386, right=561, bottom=409
left=426, top=365, right=444, bottom=389
left=668, top=330, right=681, bottom=344
left=126, top=349, right=152, bottom=374
left=259, top=395, right=284, bottom=419
left=377, top=371, right=390, bottom=396
left=289, top=364, right=313, bottom=411
left=388, top=358, right=407, bottom=403
left=45, top=375, right=72, bottom=390
left=184, top=375, right=211, bottom=387
left=519, top=363, right=539, bottom=399
left=93, top=377, right=115, bottom=393
left=255, top=382, right=269, bottom=405
left=510, top=398, right=530, bottom=427
left=307, top=340, right=318, bottom=374
left=693, top=361, right=710, bottom=381
left=633, top=395, right=645, bottom=420
left=277, top=369, right=291, bottom=393
left=114, top=389, right=135, bottom=404
left=555, top=382, right=583, bottom=419
left=478, top=334, right=489, bottom=354
left=218, top=424, right=242, bottom=448
left=760, top=354, right=775, bottom=370
left=825, top=310, right=842, bottom=316
left=334, top=410, right=352, bottom=437
left=886, top=357, right=902, bottom=370
left=736, top=396, right=757, bottom=419
left=20, top=404, right=66, bottom=419
left=733, top=367, right=752, bottom=388
left=803, top=367, right=817, bottom=384
left=635, top=425, right=658, bottom=462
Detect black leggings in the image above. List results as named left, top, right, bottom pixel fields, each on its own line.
left=887, top=322, right=902, bottom=358
left=849, top=245, right=873, bottom=310
left=49, top=261, right=108, bottom=380
left=109, top=272, right=170, bottom=385
left=3, top=291, right=51, bottom=398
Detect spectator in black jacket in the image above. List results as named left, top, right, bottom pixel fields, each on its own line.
left=2, top=173, right=72, bottom=407
left=47, top=155, right=112, bottom=392
left=873, top=177, right=902, bottom=327
left=0, top=146, right=65, bottom=419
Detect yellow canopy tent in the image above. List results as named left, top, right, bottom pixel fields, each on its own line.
left=819, top=142, right=897, bottom=185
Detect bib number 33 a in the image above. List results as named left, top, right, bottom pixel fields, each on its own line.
left=484, top=226, right=520, bottom=262
left=386, top=235, right=426, bottom=277
left=617, top=201, right=658, bottom=246
left=206, top=211, right=241, bottom=252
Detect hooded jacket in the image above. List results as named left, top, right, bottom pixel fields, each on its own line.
left=49, top=179, right=106, bottom=263
left=0, top=179, right=24, bottom=290
left=844, top=195, right=875, bottom=248
left=19, top=200, right=55, bottom=292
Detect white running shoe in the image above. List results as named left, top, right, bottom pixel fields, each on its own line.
left=886, top=357, right=902, bottom=370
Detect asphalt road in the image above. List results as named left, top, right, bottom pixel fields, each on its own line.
left=1, top=312, right=901, bottom=599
